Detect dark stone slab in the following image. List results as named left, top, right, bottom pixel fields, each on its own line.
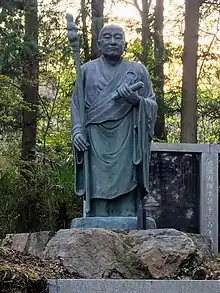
left=148, top=152, right=200, bottom=233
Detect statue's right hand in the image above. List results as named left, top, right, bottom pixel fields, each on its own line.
left=74, top=133, right=88, bottom=152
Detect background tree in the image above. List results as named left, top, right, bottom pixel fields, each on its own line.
left=117, top=0, right=153, bottom=64
left=81, top=0, right=90, bottom=62
left=21, top=0, right=39, bottom=162
left=141, top=0, right=152, bottom=64
left=91, top=0, right=104, bottom=60
left=17, top=0, right=39, bottom=232
left=153, top=0, right=165, bottom=140
left=0, top=0, right=82, bottom=236
left=197, top=1, right=220, bottom=143
left=180, top=0, right=200, bottom=143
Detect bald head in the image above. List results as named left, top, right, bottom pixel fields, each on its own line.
left=97, top=24, right=126, bottom=59
left=98, top=24, right=125, bottom=41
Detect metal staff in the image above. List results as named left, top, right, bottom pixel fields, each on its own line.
left=66, top=13, right=90, bottom=215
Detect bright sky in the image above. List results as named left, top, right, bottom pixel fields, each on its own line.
left=41, top=0, right=184, bottom=20
left=53, top=0, right=185, bottom=43
left=106, top=0, right=184, bottom=20
left=41, top=0, right=219, bottom=47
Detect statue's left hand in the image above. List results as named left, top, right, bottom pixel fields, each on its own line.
left=117, top=84, right=141, bottom=106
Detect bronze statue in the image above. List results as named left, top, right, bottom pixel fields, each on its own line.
left=67, top=16, right=157, bottom=227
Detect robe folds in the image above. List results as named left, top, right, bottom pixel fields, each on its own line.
left=71, top=57, right=157, bottom=201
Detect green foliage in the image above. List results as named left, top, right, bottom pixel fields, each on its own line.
left=0, top=6, right=24, bottom=77
left=0, top=0, right=82, bottom=236
left=0, top=136, right=82, bottom=237
left=0, top=75, right=23, bottom=132
left=0, top=155, right=20, bottom=237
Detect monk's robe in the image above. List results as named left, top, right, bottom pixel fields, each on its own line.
left=71, top=57, right=157, bottom=216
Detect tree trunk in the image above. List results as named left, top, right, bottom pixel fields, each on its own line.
left=18, top=0, right=39, bottom=232
left=21, top=0, right=38, bottom=161
left=181, top=0, right=200, bottom=143
left=120, top=0, right=151, bottom=65
left=81, top=0, right=90, bottom=62
left=153, top=0, right=166, bottom=141
left=141, top=0, right=151, bottom=64
left=91, top=0, right=104, bottom=60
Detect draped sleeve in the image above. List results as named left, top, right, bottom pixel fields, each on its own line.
left=70, top=65, right=86, bottom=138
left=138, top=64, right=158, bottom=139
left=133, top=63, right=158, bottom=192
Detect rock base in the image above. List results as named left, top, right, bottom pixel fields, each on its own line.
left=1, top=228, right=214, bottom=280
left=44, top=229, right=213, bottom=279
left=71, top=216, right=156, bottom=229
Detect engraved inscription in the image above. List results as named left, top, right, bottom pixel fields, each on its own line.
left=205, top=157, right=214, bottom=238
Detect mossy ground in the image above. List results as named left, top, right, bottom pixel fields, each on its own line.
left=0, top=248, right=78, bottom=293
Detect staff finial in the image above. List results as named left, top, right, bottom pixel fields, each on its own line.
left=66, top=13, right=79, bottom=52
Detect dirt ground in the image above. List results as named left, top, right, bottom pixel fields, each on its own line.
left=0, top=247, right=79, bottom=293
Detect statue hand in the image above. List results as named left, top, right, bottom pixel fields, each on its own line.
left=117, top=84, right=141, bottom=106
left=74, top=133, right=88, bottom=152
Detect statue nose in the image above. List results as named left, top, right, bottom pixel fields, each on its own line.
left=110, top=37, right=116, bottom=44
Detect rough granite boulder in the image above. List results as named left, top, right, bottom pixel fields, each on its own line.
left=44, top=228, right=213, bottom=279
left=1, top=231, right=54, bottom=258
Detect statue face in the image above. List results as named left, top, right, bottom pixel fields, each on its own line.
left=98, top=26, right=125, bottom=58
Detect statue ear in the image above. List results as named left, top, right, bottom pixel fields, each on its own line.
left=124, top=42, right=127, bottom=52
left=97, top=40, right=101, bottom=52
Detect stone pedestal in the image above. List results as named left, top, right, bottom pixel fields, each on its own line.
left=48, top=280, right=220, bottom=293
left=70, top=217, right=156, bottom=229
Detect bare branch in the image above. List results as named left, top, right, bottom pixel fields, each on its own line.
left=117, top=0, right=142, bottom=17
left=198, top=11, right=220, bottom=81
left=133, top=0, right=142, bottom=16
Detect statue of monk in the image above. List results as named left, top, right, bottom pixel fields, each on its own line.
left=71, top=24, right=157, bottom=219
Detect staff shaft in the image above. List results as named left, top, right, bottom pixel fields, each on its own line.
left=66, top=14, right=90, bottom=215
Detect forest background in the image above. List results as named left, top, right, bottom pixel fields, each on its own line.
left=0, top=0, right=219, bottom=237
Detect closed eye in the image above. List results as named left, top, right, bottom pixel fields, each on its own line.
left=115, top=34, right=123, bottom=39
left=103, top=34, right=111, bottom=39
